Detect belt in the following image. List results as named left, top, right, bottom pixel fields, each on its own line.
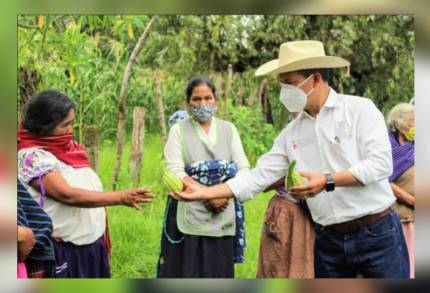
left=277, top=193, right=299, bottom=203
left=322, top=208, right=391, bottom=234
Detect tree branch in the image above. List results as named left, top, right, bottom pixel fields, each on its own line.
left=18, top=23, right=41, bottom=31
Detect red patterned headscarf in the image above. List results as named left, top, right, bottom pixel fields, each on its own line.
left=18, top=127, right=89, bottom=168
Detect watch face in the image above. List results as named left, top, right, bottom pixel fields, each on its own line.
left=325, top=173, right=335, bottom=192
left=326, top=183, right=335, bottom=192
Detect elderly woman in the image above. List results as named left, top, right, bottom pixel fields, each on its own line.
left=387, top=103, right=415, bottom=278
left=18, top=90, right=154, bottom=278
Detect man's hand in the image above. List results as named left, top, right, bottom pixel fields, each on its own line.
left=18, top=226, right=35, bottom=262
left=171, top=182, right=233, bottom=202
left=289, top=172, right=327, bottom=200
left=169, top=180, right=209, bottom=201
left=204, top=198, right=229, bottom=213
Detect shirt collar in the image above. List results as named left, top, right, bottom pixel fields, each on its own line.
left=297, top=87, right=338, bottom=121
left=323, top=87, right=338, bottom=108
left=191, top=116, right=217, bottom=133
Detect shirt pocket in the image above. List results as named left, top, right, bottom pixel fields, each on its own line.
left=288, top=135, right=317, bottom=163
left=325, top=124, right=356, bottom=169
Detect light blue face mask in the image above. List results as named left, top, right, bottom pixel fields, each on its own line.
left=190, top=105, right=216, bottom=122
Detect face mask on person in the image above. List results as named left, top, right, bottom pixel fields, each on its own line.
left=190, top=105, right=216, bottom=122
left=279, top=74, right=315, bottom=112
left=404, top=126, right=415, bottom=141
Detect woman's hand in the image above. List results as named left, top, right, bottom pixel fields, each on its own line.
left=182, top=176, right=207, bottom=190
left=204, top=198, right=229, bottom=213
left=168, top=176, right=208, bottom=201
left=169, top=180, right=209, bottom=201
left=119, top=187, right=155, bottom=210
left=18, top=226, right=35, bottom=262
left=171, top=182, right=234, bottom=202
left=390, top=182, right=415, bottom=208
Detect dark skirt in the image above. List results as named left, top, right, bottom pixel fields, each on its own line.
left=53, top=237, right=110, bottom=278
left=25, top=259, right=56, bottom=278
left=157, top=198, right=234, bottom=278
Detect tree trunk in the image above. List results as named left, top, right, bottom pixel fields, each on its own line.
left=154, top=70, right=168, bottom=146
left=129, top=107, right=145, bottom=187
left=265, top=93, right=274, bottom=124
left=78, top=82, right=84, bottom=145
left=261, top=80, right=273, bottom=123
left=261, top=82, right=267, bottom=122
left=83, top=125, right=99, bottom=173
left=215, top=73, right=223, bottom=116
left=257, top=79, right=267, bottom=111
left=223, top=64, right=233, bottom=120
left=112, top=15, right=157, bottom=190
left=18, top=67, right=42, bottom=117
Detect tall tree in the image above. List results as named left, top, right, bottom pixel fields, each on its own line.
left=111, top=15, right=157, bottom=190
left=154, top=70, right=168, bottom=146
left=223, top=64, right=233, bottom=120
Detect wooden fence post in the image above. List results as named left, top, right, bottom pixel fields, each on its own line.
left=236, top=83, right=244, bottom=107
left=129, top=107, right=145, bottom=186
left=247, top=86, right=257, bottom=107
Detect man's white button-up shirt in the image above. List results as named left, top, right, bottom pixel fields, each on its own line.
left=227, top=88, right=395, bottom=226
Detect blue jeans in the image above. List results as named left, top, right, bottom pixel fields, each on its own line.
left=314, top=210, right=410, bottom=278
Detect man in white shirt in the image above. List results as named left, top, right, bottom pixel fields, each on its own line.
left=174, top=40, right=410, bottom=278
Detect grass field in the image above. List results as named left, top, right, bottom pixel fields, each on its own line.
left=97, top=133, right=274, bottom=278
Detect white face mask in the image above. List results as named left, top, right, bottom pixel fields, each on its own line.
left=279, top=74, right=315, bottom=112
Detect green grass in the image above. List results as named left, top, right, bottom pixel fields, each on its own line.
left=98, top=133, right=273, bottom=278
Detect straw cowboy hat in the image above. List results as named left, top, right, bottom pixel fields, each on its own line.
left=255, top=40, right=350, bottom=76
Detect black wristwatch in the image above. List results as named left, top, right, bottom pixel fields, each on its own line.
left=324, top=173, right=335, bottom=192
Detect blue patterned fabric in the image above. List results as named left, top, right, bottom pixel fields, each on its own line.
left=233, top=200, right=246, bottom=263
left=17, top=180, right=55, bottom=262
left=190, top=105, right=216, bottom=122
left=185, top=160, right=246, bottom=263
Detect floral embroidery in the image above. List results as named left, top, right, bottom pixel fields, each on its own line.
left=17, top=148, right=70, bottom=184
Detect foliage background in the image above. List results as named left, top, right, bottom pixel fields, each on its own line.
left=17, top=15, right=414, bottom=278
left=18, top=15, right=414, bottom=154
